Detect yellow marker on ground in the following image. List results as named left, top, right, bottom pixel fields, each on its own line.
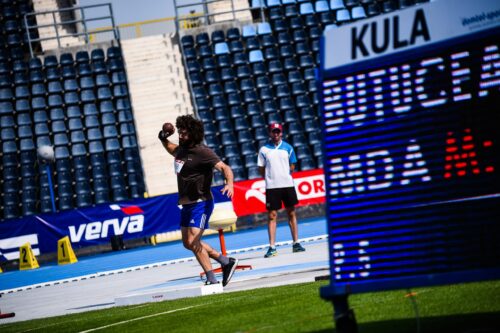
left=19, top=243, right=39, bottom=270
left=57, top=236, right=78, bottom=265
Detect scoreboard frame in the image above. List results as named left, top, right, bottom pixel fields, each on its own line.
left=318, top=0, right=500, bottom=330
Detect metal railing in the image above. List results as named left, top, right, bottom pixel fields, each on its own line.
left=24, top=3, right=120, bottom=57
left=173, top=0, right=256, bottom=32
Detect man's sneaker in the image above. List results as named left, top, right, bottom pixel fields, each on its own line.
left=264, top=247, right=277, bottom=258
left=222, top=257, right=239, bottom=287
left=292, top=242, right=306, bottom=253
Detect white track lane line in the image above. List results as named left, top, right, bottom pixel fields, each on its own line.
left=78, top=304, right=204, bottom=333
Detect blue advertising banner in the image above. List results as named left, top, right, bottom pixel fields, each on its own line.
left=0, top=193, right=181, bottom=260
left=0, top=186, right=232, bottom=261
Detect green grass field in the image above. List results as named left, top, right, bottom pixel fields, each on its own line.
left=1, top=280, right=499, bottom=333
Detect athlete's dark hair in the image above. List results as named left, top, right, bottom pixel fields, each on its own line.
left=176, top=114, right=204, bottom=145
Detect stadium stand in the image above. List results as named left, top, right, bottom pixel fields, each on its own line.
left=0, top=2, right=145, bottom=220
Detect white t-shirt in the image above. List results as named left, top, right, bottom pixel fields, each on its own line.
left=258, top=140, right=297, bottom=189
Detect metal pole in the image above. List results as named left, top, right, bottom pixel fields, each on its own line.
left=45, top=164, right=57, bottom=213
left=24, top=14, right=34, bottom=58
left=332, top=295, right=358, bottom=333
left=52, top=11, right=61, bottom=50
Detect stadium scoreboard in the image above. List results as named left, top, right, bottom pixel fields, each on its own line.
left=319, top=0, right=500, bottom=300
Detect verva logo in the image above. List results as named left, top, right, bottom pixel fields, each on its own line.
left=68, top=205, right=145, bottom=242
left=234, top=169, right=326, bottom=216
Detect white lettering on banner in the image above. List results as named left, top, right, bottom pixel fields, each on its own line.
left=68, top=215, right=145, bottom=242
left=244, top=176, right=326, bottom=203
left=245, top=180, right=267, bottom=203
left=295, top=175, right=326, bottom=200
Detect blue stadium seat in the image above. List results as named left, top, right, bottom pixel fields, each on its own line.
left=300, top=106, right=316, bottom=120
left=99, top=100, right=114, bottom=113
left=120, top=123, right=135, bottom=136
left=36, top=135, right=51, bottom=148
left=268, top=60, right=283, bottom=74
left=315, top=0, right=330, bottom=12
left=29, top=57, right=42, bottom=70
left=351, top=6, right=367, bottom=19
left=91, top=48, right=105, bottom=61
left=50, top=107, right=65, bottom=121
left=80, top=76, right=94, bottom=89
left=237, top=129, right=253, bottom=144
left=284, top=4, right=298, bottom=17
left=242, top=25, right=257, bottom=38
left=61, top=65, right=76, bottom=79
left=116, top=98, right=131, bottom=111
left=276, top=84, right=291, bottom=98
left=254, top=126, right=268, bottom=140
left=205, top=70, right=220, bottom=83
left=336, top=8, right=351, bottom=23
left=0, top=75, right=10, bottom=88
left=196, top=32, right=210, bottom=45
left=68, top=118, right=83, bottom=131
left=272, top=19, right=288, bottom=34
left=296, top=146, right=312, bottom=160
left=14, top=72, right=28, bottom=85
left=0, top=101, right=13, bottom=115
left=247, top=166, right=261, bottom=180
left=181, top=35, right=194, bottom=48
left=102, top=113, right=116, bottom=126
left=330, top=0, right=346, bottom=10
left=226, top=28, right=240, bottom=41
left=264, top=47, right=279, bottom=61
left=303, top=68, right=316, bottom=80
left=308, top=131, right=321, bottom=145
left=202, top=58, right=217, bottom=72
left=241, top=141, right=256, bottom=156
left=44, top=55, right=58, bottom=68
left=107, top=46, right=122, bottom=59
left=284, top=110, right=299, bottom=123
left=224, top=144, right=240, bottom=158
left=218, top=120, right=234, bottom=134
left=246, top=37, right=261, bottom=51
left=17, top=112, right=32, bottom=126
left=111, top=71, right=127, bottom=84
left=296, top=94, right=311, bottom=108
left=244, top=155, right=258, bottom=168
left=289, top=16, right=304, bottom=30
left=207, top=83, right=224, bottom=98
left=71, top=130, right=86, bottom=144
left=279, top=97, right=295, bottom=111
left=65, top=105, right=81, bottom=119
left=60, top=52, right=74, bottom=65
left=52, top=120, right=67, bottom=134
left=256, top=76, right=271, bottom=88
left=251, top=114, right=266, bottom=128
left=263, top=100, right=278, bottom=114
left=48, top=81, right=63, bottom=94
left=229, top=40, right=244, bottom=53
left=261, top=34, right=276, bottom=48
left=48, top=94, right=63, bottom=108
left=319, top=11, right=335, bottom=25
left=300, top=157, right=316, bottom=170
left=1, top=128, right=15, bottom=141
left=299, top=2, right=314, bottom=15
left=64, top=91, right=79, bottom=105
left=214, top=42, right=229, bottom=55
left=309, top=27, right=321, bottom=40
left=211, top=30, right=225, bottom=44
left=259, top=87, right=273, bottom=101
left=366, top=3, right=381, bottom=16
left=85, top=115, right=100, bottom=129
left=292, top=82, right=306, bottom=95
left=83, top=103, right=98, bottom=116
left=252, top=62, right=266, bottom=76
left=81, top=89, right=96, bottom=103
left=234, top=117, right=249, bottom=131
left=299, top=55, right=314, bottom=68
left=272, top=73, right=287, bottom=86
left=0, top=115, right=15, bottom=128
left=198, top=45, right=213, bottom=58
left=267, top=112, right=282, bottom=124
left=54, top=133, right=69, bottom=146
left=29, top=70, right=44, bottom=83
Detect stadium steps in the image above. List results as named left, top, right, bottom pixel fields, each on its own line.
left=121, top=34, right=192, bottom=196
left=32, top=0, right=84, bottom=51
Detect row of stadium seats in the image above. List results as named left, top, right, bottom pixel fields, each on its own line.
left=179, top=0, right=426, bottom=182
left=0, top=41, right=145, bottom=220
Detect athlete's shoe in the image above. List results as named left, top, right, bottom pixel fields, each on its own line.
left=222, top=257, right=239, bottom=287
left=292, top=242, right=306, bottom=253
left=264, top=247, right=278, bottom=258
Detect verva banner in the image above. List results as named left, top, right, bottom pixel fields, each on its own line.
left=232, top=168, right=326, bottom=216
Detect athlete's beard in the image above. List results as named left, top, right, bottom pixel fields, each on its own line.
left=179, top=138, right=193, bottom=148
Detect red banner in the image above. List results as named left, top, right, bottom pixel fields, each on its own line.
left=232, top=168, right=326, bottom=216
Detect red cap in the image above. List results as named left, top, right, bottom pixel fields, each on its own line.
left=269, top=123, right=283, bottom=132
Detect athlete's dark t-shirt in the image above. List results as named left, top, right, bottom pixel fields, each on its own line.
left=174, top=144, right=220, bottom=205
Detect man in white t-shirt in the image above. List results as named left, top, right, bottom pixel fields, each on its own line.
left=258, top=123, right=306, bottom=258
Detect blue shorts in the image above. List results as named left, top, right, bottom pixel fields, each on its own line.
left=180, top=200, right=214, bottom=229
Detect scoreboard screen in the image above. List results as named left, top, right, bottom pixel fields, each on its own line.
left=319, top=0, right=500, bottom=296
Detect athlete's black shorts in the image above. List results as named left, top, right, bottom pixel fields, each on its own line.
left=265, top=187, right=299, bottom=211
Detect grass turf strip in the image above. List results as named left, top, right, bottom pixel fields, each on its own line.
left=1, top=280, right=499, bottom=333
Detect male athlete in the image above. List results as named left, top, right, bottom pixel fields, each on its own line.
left=159, top=115, right=238, bottom=286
